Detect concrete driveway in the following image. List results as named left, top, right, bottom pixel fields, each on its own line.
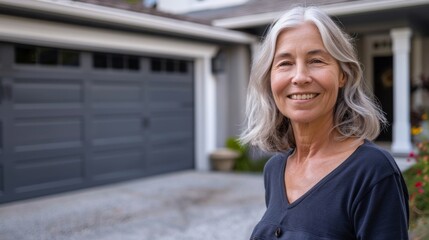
left=0, top=171, right=265, bottom=240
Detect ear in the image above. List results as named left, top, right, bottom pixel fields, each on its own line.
left=339, top=72, right=346, bottom=88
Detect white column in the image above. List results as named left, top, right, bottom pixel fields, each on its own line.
left=194, top=52, right=218, bottom=171
left=390, top=28, right=413, bottom=154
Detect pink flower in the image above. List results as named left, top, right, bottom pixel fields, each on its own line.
left=418, top=188, right=425, bottom=194
left=409, top=151, right=416, bottom=158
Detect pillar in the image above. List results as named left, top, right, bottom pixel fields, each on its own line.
left=390, top=28, right=413, bottom=154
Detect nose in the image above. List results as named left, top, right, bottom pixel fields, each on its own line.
left=291, top=62, right=311, bottom=85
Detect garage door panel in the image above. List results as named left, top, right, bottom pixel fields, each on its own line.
left=150, top=133, right=193, bottom=150
left=147, top=144, right=193, bottom=166
left=150, top=108, right=193, bottom=115
left=149, top=102, right=193, bottom=111
left=92, top=136, right=143, bottom=149
left=151, top=115, right=193, bottom=134
left=0, top=121, right=3, bottom=155
left=11, top=147, right=83, bottom=162
left=91, top=148, right=143, bottom=180
left=91, top=83, right=142, bottom=113
left=13, top=108, right=84, bottom=118
left=93, top=116, right=141, bottom=136
left=13, top=117, right=83, bottom=151
left=0, top=166, right=3, bottom=195
left=14, top=78, right=83, bottom=104
left=10, top=70, right=83, bottom=80
left=149, top=74, right=192, bottom=83
left=92, top=104, right=141, bottom=113
left=92, top=116, right=142, bottom=145
left=149, top=89, right=192, bottom=103
left=12, top=155, right=83, bottom=193
left=92, top=82, right=142, bottom=103
left=90, top=72, right=141, bottom=82
left=12, top=78, right=84, bottom=117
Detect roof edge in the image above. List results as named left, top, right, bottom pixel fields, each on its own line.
left=213, top=0, right=429, bottom=29
left=0, top=0, right=257, bottom=44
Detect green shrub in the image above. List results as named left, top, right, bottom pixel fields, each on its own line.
left=225, top=137, right=268, bottom=172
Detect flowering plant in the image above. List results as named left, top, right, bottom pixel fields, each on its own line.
left=407, top=111, right=429, bottom=234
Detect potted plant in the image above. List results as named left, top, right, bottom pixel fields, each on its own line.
left=209, top=148, right=240, bottom=172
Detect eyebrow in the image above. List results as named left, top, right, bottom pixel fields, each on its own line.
left=307, top=49, right=329, bottom=57
left=273, top=49, right=329, bottom=62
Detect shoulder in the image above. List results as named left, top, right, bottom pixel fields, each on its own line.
left=263, top=151, right=291, bottom=175
left=344, top=140, right=404, bottom=201
left=352, top=140, right=401, bottom=177
left=262, top=151, right=291, bottom=185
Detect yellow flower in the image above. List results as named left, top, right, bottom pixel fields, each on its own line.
left=412, top=126, right=423, bottom=135
left=422, top=113, right=428, bottom=121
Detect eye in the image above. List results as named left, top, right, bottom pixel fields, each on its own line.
left=309, top=58, right=324, bottom=64
left=278, top=61, right=293, bottom=67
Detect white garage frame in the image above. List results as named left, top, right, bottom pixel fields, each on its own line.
left=0, top=14, right=219, bottom=171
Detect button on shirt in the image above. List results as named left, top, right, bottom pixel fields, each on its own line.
left=275, top=227, right=282, bottom=238
left=250, top=140, right=409, bottom=240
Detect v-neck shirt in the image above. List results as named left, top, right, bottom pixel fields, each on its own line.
left=250, top=140, right=409, bottom=240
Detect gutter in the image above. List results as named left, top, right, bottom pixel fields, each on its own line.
left=0, top=0, right=257, bottom=44
left=212, top=0, right=429, bottom=29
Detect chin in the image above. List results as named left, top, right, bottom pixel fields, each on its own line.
left=287, top=116, right=314, bottom=124
left=285, top=112, right=317, bottom=123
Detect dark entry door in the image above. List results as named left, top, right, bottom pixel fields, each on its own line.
left=373, top=56, right=393, bottom=142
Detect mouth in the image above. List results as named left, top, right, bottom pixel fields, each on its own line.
left=288, top=93, right=319, bottom=100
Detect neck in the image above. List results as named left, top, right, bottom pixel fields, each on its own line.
left=291, top=117, right=337, bottom=162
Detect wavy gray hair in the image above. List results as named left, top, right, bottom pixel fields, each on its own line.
left=240, top=6, right=386, bottom=152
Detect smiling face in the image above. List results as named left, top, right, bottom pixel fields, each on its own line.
left=270, top=22, right=345, bottom=126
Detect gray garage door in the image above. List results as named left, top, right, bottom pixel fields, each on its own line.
left=0, top=43, right=194, bottom=203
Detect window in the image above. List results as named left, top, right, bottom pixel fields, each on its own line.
left=39, top=47, right=58, bottom=65
left=150, top=58, right=162, bottom=72
left=93, top=52, right=140, bottom=71
left=111, top=54, right=124, bottom=69
left=127, top=56, right=139, bottom=70
left=178, top=61, right=188, bottom=73
left=61, top=50, right=80, bottom=66
left=165, top=59, right=175, bottom=72
left=93, top=53, right=108, bottom=68
left=15, top=44, right=80, bottom=67
left=15, top=45, right=37, bottom=64
left=150, top=57, right=188, bottom=73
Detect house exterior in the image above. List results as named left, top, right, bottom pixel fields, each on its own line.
left=182, top=0, right=429, bottom=154
left=0, top=0, right=255, bottom=203
left=1, top=0, right=429, bottom=203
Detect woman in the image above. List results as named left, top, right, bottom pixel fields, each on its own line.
left=241, top=6, right=409, bottom=240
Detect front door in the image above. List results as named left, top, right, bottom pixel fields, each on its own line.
left=373, top=56, right=393, bottom=142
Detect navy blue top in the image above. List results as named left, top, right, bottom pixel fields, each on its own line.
left=250, top=140, right=409, bottom=240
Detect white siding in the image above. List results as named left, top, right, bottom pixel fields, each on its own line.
left=157, top=0, right=249, bottom=14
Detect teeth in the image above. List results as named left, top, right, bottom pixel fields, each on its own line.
left=290, top=94, right=316, bottom=100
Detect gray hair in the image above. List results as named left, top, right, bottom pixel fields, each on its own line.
left=240, top=6, right=386, bottom=152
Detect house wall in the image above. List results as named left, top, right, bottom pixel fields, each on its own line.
left=157, top=0, right=249, bottom=14
left=226, top=45, right=250, bottom=144
left=422, top=37, right=429, bottom=77
left=215, top=45, right=250, bottom=147
left=413, top=36, right=429, bottom=111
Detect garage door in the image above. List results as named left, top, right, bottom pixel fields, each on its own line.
left=0, top=43, right=194, bottom=203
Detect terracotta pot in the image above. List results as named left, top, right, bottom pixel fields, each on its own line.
left=210, top=148, right=240, bottom=171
